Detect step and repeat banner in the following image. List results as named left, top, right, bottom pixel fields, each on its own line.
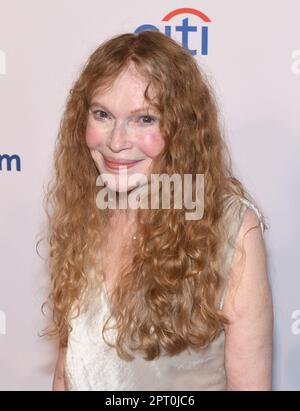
left=0, top=0, right=299, bottom=390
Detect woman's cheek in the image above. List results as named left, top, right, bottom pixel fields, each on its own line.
left=85, top=124, right=105, bottom=149
left=139, top=131, right=165, bottom=157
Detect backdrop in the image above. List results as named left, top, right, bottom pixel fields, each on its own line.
left=0, top=0, right=299, bottom=390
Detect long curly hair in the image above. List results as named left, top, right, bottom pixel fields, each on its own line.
left=41, top=31, right=267, bottom=361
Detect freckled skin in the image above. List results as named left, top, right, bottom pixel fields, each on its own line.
left=85, top=62, right=165, bottom=194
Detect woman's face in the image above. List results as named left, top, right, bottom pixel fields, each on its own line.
left=86, top=63, right=165, bottom=194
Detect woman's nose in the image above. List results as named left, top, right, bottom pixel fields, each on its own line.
left=107, top=120, right=132, bottom=151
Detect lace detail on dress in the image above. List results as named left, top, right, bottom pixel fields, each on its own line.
left=239, top=197, right=265, bottom=233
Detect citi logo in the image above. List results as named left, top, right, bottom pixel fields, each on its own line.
left=0, top=154, right=21, bottom=171
left=134, top=7, right=211, bottom=56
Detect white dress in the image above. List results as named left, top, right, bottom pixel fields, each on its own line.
left=64, top=194, right=265, bottom=391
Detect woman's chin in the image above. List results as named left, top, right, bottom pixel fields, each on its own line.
left=105, top=183, right=139, bottom=194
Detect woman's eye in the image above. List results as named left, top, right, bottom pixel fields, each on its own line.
left=138, top=115, right=156, bottom=125
left=92, top=110, right=109, bottom=120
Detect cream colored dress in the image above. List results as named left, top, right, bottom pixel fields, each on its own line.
left=64, top=194, right=265, bottom=391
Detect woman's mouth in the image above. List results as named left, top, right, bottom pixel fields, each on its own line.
left=103, top=157, right=143, bottom=170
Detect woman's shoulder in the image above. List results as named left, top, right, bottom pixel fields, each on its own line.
left=221, top=193, right=267, bottom=235
left=218, top=192, right=269, bottom=310
left=219, top=192, right=268, bottom=278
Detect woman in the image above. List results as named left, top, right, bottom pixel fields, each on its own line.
left=43, top=31, right=273, bottom=391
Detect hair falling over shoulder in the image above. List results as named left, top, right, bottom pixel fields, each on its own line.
left=39, top=31, right=267, bottom=361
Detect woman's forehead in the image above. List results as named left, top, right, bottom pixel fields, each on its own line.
left=90, top=69, right=158, bottom=113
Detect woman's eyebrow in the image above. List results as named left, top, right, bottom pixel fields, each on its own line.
left=89, top=101, right=156, bottom=115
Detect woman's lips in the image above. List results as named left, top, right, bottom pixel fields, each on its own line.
left=104, top=158, right=143, bottom=170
